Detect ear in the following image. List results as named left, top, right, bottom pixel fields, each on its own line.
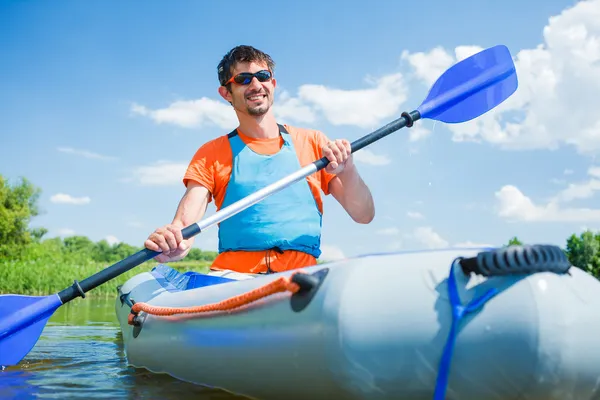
left=218, top=85, right=232, bottom=103
left=271, top=77, right=277, bottom=89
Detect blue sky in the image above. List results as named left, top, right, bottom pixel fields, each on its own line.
left=2, top=0, right=599, bottom=261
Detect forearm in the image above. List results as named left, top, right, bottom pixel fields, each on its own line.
left=171, top=185, right=210, bottom=246
left=334, top=164, right=375, bottom=224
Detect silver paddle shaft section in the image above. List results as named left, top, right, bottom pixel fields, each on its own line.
left=183, top=162, right=319, bottom=238
left=58, top=111, right=417, bottom=303
left=58, top=161, right=321, bottom=302
left=184, top=110, right=420, bottom=239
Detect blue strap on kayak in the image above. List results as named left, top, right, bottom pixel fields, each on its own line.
left=434, top=259, right=500, bottom=400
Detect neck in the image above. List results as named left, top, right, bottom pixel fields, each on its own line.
left=236, top=111, right=279, bottom=139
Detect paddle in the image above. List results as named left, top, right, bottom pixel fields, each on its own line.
left=0, top=44, right=518, bottom=367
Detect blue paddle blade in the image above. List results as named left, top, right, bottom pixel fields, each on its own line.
left=0, top=294, right=62, bottom=367
left=416, top=45, right=518, bottom=123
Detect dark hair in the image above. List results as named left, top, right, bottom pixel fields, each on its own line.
left=217, top=45, right=275, bottom=86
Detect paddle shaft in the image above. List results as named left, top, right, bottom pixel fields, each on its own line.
left=56, top=110, right=421, bottom=304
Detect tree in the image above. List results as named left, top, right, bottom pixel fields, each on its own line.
left=0, top=174, right=44, bottom=258
left=63, top=235, right=95, bottom=254
left=110, top=242, right=142, bottom=262
left=187, top=247, right=219, bottom=261
left=507, top=236, right=523, bottom=246
left=92, top=239, right=114, bottom=263
left=565, top=230, right=600, bottom=275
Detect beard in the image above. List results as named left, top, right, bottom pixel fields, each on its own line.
left=246, top=95, right=272, bottom=116
left=247, top=103, right=269, bottom=116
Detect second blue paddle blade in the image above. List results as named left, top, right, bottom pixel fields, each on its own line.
left=417, top=45, right=518, bottom=123
left=0, top=294, right=62, bottom=366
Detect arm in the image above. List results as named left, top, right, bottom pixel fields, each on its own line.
left=320, top=137, right=375, bottom=224
left=329, top=163, right=375, bottom=224
left=144, top=181, right=211, bottom=262
left=172, top=181, right=211, bottom=232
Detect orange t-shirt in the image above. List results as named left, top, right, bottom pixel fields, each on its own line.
left=182, top=124, right=336, bottom=274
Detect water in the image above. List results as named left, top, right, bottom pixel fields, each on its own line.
left=0, top=297, right=248, bottom=399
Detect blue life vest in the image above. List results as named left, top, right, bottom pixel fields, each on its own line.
left=217, top=124, right=323, bottom=258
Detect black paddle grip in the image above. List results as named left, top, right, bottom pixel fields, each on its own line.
left=58, top=247, right=159, bottom=303
left=181, top=223, right=201, bottom=240
left=313, top=110, right=421, bottom=171
left=459, top=244, right=571, bottom=277
left=58, top=224, right=203, bottom=304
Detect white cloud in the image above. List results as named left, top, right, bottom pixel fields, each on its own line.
left=496, top=185, right=545, bottom=221
left=319, top=244, right=346, bottom=261
left=273, top=90, right=317, bottom=123
left=454, top=240, right=495, bottom=248
left=377, top=225, right=493, bottom=251
left=407, top=211, right=424, bottom=219
left=105, top=235, right=120, bottom=246
left=412, top=227, right=495, bottom=249
left=130, top=71, right=409, bottom=130
left=57, top=147, right=115, bottom=161
left=57, top=228, right=75, bottom=236
left=50, top=193, right=91, bottom=205
left=400, top=46, right=455, bottom=86
left=377, top=227, right=400, bottom=235
left=408, top=125, right=432, bottom=142
left=127, top=220, right=144, bottom=228
left=129, top=0, right=600, bottom=153
left=295, top=73, right=408, bottom=128
left=401, top=45, right=484, bottom=87
left=496, top=166, right=600, bottom=222
left=401, top=0, right=600, bottom=154
left=413, top=226, right=450, bottom=249
left=496, top=185, right=600, bottom=222
left=553, top=177, right=600, bottom=202
left=353, top=149, right=391, bottom=166
left=130, top=161, right=187, bottom=186
left=131, top=98, right=238, bottom=129
left=374, top=227, right=403, bottom=250
left=130, top=90, right=319, bottom=130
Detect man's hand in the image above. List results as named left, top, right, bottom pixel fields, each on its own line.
left=144, top=223, right=192, bottom=263
left=322, top=138, right=354, bottom=175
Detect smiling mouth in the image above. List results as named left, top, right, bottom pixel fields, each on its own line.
left=246, top=94, right=266, bottom=101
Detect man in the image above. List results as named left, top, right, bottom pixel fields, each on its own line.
left=144, top=45, right=375, bottom=275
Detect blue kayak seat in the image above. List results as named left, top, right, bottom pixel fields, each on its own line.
left=150, top=264, right=235, bottom=292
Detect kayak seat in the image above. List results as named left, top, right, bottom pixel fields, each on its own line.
left=151, top=264, right=235, bottom=292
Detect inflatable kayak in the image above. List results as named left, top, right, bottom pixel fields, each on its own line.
left=114, top=245, right=600, bottom=400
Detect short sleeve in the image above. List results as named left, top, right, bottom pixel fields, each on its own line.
left=183, top=141, right=216, bottom=202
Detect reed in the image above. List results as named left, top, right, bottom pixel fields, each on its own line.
left=0, top=241, right=212, bottom=296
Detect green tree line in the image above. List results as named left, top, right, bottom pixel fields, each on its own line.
left=505, top=232, right=600, bottom=277
left=0, top=174, right=216, bottom=295
left=1, top=174, right=600, bottom=295
left=0, top=174, right=218, bottom=261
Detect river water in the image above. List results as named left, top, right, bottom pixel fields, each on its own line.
left=0, top=297, right=247, bottom=399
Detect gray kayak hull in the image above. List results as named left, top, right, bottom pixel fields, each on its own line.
left=115, top=247, right=600, bottom=400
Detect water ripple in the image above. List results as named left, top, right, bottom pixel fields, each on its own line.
left=1, top=300, right=248, bottom=399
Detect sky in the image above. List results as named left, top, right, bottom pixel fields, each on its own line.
left=1, top=0, right=600, bottom=262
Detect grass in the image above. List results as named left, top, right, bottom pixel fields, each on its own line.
left=0, top=255, right=213, bottom=296
left=0, top=238, right=334, bottom=296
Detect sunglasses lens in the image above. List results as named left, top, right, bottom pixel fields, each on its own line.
left=232, top=70, right=271, bottom=85
left=234, top=73, right=253, bottom=85
left=255, top=70, right=271, bottom=81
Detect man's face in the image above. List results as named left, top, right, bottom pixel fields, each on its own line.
left=220, top=61, right=276, bottom=117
